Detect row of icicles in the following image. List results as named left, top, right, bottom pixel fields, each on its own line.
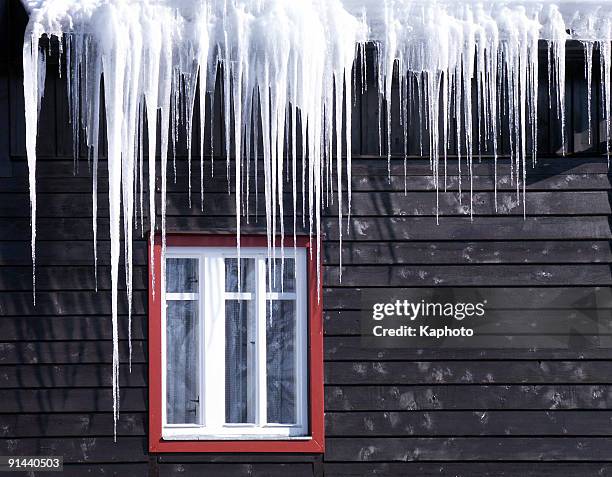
left=22, top=2, right=612, bottom=439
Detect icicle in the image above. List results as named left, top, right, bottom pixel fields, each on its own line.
left=98, top=5, right=130, bottom=441
left=584, top=41, right=593, bottom=144
left=334, top=73, right=343, bottom=281
left=291, top=71, right=298, bottom=248
left=300, top=108, right=307, bottom=229
left=120, top=17, right=142, bottom=372
left=198, top=8, right=210, bottom=212
left=65, top=34, right=74, bottom=171
left=442, top=71, right=449, bottom=194
left=231, top=8, right=247, bottom=290
left=462, top=22, right=475, bottom=219
left=543, top=5, right=568, bottom=155
left=87, top=44, right=102, bottom=292
left=245, top=88, right=253, bottom=222
left=345, top=65, right=353, bottom=231
left=138, top=101, right=144, bottom=236
left=601, top=36, right=612, bottom=164
left=159, top=18, right=173, bottom=347
left=143, top=13, right=161, bottom=300
left=222, top=1, right=231, bottom=191
left=23, top=23, right=45, bottom=306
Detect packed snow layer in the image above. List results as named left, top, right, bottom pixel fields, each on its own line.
left=20, top=0, right=612, bottom=438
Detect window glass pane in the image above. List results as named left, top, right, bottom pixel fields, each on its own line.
left=225, top=300, right=256, bottom=423
left=225, top=258, right=256, bottom=292
left=266, top=300, right=296, bottom=424
left=266, top=258, right=295, bottom=292
left=167, top=258, right=198, bottom=293
left=166, top=301, right=198, bottom=424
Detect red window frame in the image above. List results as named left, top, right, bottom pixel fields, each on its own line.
left=148, top=234, right=324, bottom=453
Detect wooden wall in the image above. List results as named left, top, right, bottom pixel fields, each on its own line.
left=1, top=1, right=612, bottom=475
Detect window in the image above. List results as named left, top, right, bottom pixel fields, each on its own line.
left=149, top=235, right=324, bottom=453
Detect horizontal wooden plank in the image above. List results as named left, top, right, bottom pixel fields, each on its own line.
left=10, top=157, right=611, bottom=176
left=0, top=314, right=146, bottom=343
left=325, top=385, right=612, bottom=410
left=4, top=237, right=607, bottom=269
left=0, top=437, right=147, bottom=463
left=323, top=241, right=612, bottom=265
left=0, top=388, right=146, bottom=412
left=334, top=191, right=612, bottom=216
left=0, top=266, right=147, bottom=291
left=0, top=315, right=146, bottom=341
left=1, top=191, right=608, bottom=217
left=46, top=464, right=150, bottom=477
left=325, top=361, right=612, bottom=385
left=7, top=157, right=611, bottom=194
left=0, top=241, right=148, bottom=266
left=324, top=264, right=612, bottom=286
left=0, top=364, right=147, bottom=388
left=0, top=341, right=145, bottom=365
left=346, top=157, right=612, bottom=176
left=326, top=410, right=612, bottom=437
left=349, top=173, right=612, bottom=192
left=2, top=216, right=609, bottom=241
left=324, top=309, right=612, bottom=337
left=2, top=169, right=611, bottom=193
left=1, top=264, right=610, bottom=292
left=0, top=291, right=146, bottom=316
left=0, top=193, right=121, bottom=218
left=2, top=239, right=609, bottom=270
left=49, top=464, right=149, bottom=477
left=0, top=413, right=145, bottom=437
left=0, top=218, right=113, bottom=241
left=14, top=239, right=612, bottom=268
left=8, top=384, right=610, bottom=414
left=325, top=336, right=612, bottom=360
left=323, top=287, right=612, bottom=310
left=159, top=463, right=314, bottom=477
left=13, top=359, right=611, bottom=389
left=325, top=436, right=612, bottom=461
left=0, top=217, right=264, bottom=240
left=332, top=217, right=612, bottom=241
left=6, top=159, right=247, bottom=180
left=323, top=462, right=612, bottom=476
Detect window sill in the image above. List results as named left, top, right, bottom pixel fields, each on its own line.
left=162, top=435, right=313, bottom=441
left=150, top=436, right=324, bottom=453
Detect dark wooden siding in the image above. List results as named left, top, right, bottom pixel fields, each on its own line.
left=2, top=1, right=612, bottom=475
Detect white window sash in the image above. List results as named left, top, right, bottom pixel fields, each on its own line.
left=162, top=247, right=309, bottom=439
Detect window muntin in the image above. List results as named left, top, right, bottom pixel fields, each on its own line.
left=162, top=247, right=308, bottom=440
